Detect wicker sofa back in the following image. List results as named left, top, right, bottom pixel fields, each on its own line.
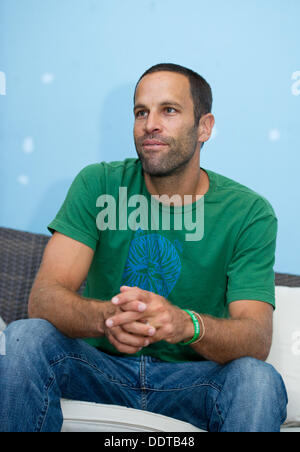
left=0, top=227, right=86, bottom=324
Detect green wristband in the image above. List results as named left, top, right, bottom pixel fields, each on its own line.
left=179, top=309, right=201, bottom=345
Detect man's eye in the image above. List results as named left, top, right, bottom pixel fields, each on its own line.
left=165, top=107, right=176, bottom=114
left=136, top=110, right=147, bottom=118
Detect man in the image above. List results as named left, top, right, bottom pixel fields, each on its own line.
left=0, top=63, right=287, bottom=432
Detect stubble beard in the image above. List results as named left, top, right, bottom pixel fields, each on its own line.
left=134, top=125, right=199, bottom=178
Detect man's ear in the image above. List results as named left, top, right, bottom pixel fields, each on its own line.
left=197, top=113, right=215, bottom=145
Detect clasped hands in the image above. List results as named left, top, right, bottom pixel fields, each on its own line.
left=104, top=286, right=192, bottom=354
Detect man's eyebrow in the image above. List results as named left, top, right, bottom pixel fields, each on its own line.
left=160, top=101, right=183, bottom=109
left=134, top=100, right=183, bottom=111
left=133, top=103, right=146, bottom=112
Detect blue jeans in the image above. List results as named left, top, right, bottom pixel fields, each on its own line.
left=0, top=319, right=287, bottom=432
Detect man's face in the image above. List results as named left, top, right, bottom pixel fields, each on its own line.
left=133, top=71, right=200, bottom=177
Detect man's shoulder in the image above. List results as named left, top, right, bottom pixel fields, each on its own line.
left=79, top=158, right=141, bottom=177
left=205, top=168, right=277, bottom=218
left=75, top=158, right=142, bottom=191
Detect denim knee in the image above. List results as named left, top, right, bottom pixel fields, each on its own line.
left=211, top=357, right=288, bottom=431
left=4, top=318, right=60, bottom=356
left=226, top=357, right=288, bottom=414
left=228, top=357, right=285, bottom=392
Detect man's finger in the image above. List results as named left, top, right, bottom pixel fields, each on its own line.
left=108, top=326, right=150, bottom=348
left=117, top=300, right=147, bottom=313
left=107, top=329, right=144, bottom=355
left=105, top=310, right=142, bottom=328
left=111, top=288, right=148, bottom=306
left=122, top=321, right=156, bottom=337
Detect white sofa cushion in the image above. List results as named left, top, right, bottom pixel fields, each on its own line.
left=61, top=399, right=204, bottom=432
left=267, top=286, right=300, bottom=425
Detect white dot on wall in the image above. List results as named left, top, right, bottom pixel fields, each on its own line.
left=41, top=73, right=54, bottom=84
left=269, top=129, right=280, bottom=142
left=0, top=71, right=6, bottom=95
left=18, top=175, right=29, bottom=186
left=291, top=71, right=300, bottom=96
left=22, top=137, right=34, bottom=154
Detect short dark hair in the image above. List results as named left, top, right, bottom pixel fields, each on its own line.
left=134, top=63, right=213, bottom=125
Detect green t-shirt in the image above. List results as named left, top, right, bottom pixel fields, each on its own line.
left=48, top=158, right=277, bottom=362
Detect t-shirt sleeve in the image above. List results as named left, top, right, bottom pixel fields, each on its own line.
left=47, top=165, right=101, bottom=251
left=226, top=199, right=278, bottom=308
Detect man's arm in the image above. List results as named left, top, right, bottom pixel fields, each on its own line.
left=28, top=232, right=148, bottom=344
left=105, top=287, right=273, bottom=364
left=28, top=231, right=106, bottom=338
left=190, top=300, right=273, bottom=364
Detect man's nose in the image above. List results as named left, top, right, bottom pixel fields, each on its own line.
left=144, top=111, right=162, bottom=134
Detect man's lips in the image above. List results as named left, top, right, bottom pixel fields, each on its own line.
left=142, top=139, right=168, bottom=148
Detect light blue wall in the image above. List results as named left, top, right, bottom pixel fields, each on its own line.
left=0, top=0, right=299, bottom=274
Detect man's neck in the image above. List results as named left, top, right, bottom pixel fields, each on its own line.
left=143, top=164, right=209, bottom=206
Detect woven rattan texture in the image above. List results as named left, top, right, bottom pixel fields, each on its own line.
left=275, top=272, right=300, bottom=287
left=0, top=227, right=50, bottom=323
left=0, top=226, right=299, bottom=324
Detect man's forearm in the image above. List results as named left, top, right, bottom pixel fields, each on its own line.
left=190, top=314, right=271, bottom=364
left=103, top=287, right=273, bottom=362
left=28, top=282, right=114, bottom=339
